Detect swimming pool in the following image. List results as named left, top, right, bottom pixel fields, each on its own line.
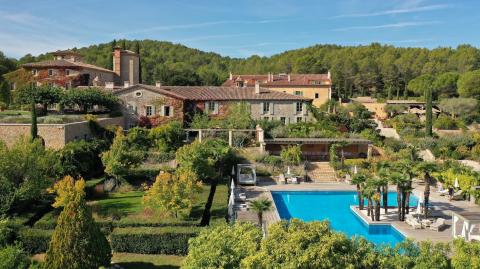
left=272, top=191, right=418, bottom=246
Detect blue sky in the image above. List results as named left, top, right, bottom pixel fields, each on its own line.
left=0, top=0, right=478, bottom=59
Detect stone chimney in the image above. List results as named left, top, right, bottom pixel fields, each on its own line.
left=288, top=74, right=291, bottom=82
left=255, top=81, right=260, bottom=94
left=124, top=81, right=130, bottom=88
left=229, top=72, right=233, bottom=80
left=155, top=81, right=162, bottom=87
left=327, top=70, right=331, bottom=79
left=268, top=72, right=271, bottom=82
left=113, top=46, right=122, bottom=75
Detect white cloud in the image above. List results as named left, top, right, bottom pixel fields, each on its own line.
left=332, top=4, right=452, bottom=18
left=333, top=21, right=439, bottom=31
left=113, top=19, right=289, bottom=37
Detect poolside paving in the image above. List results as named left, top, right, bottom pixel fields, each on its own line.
left=234, top=176, right=480, bottom=243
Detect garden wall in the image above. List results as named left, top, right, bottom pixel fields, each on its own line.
left=0, top=117, right=124, bottom=149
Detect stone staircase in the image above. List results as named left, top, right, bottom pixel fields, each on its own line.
left=307, top=162, right=337, bottom=183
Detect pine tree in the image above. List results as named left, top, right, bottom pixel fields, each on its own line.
left=44, top=176, right=111, bottom=269
left=134, top=41, right=142, bottom=83
left=120, top=39, right=126, bottom=50
left=425, top=86, right=433, bottom=137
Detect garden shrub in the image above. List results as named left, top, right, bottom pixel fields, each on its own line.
left=149, top=121, right=185, bottom=152
left=17, top=228, right=52, bottom=254
left=280, top=145, right=302, bottom=166
left=110, top=226, right=199, bottom=255
left=0, top=219, right=19, bottom=247
left=57, top=139, right=108, bottom=178
left=0, top=244, right=30, bottom=269
left=434, top=114, right=464, bottom=130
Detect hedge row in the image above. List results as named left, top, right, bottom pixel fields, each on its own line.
left=34, top=217, right=197, bottom=230
left=18, top=229, right=53, bottom=254
left=110, top=227, right=199, bottom=255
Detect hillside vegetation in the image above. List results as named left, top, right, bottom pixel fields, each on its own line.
left=1, top=40, right=480, bottom=101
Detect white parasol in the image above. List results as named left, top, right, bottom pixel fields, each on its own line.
left=454, top=177, right=459, bottom=189
left=416, top=196, right=423, bottom=220
left=228, top=179, right=235, bottom=218
left=287, top=166, right=291, bottom=176
left=231, top=166, right=235, bottom=176
left=353, top=165, right=358, bottom=175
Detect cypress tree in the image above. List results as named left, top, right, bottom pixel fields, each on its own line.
left=30, top=101, right=37, bottom=141
left=134, top=41, right=142, bottom=83
left=44, top=177, right=111, bottom=269
left=107, top=39, right=116, bottom=70
left=425, top=86, right=433, bottom=137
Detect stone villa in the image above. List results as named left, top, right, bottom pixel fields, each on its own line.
left=114, top=82, right=313, bottom=128
left=222, top=72, right=332, bottom=107
left=19, top=47, right=139, bottom=89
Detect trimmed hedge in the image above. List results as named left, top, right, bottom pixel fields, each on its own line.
left=18, top=229, right=53, bottom=254
left=110, top=226, right=199, bottom=255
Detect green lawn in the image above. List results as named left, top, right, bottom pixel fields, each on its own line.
left=89, top=183, right=228, bottom=226
left=112, top=253, right=184, bottom=269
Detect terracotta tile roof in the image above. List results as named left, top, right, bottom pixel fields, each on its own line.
left=222, top=73, right=331, bottom=87
left=22, top=59, right=116, bottom=74
left=114, top=84, right=312, bottom=102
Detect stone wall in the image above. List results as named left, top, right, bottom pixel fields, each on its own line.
left=0, top=117, right=124, bottom=150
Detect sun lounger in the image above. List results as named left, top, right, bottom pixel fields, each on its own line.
left=451, top=190, right=464, bottom=201
left=430, top=218, right=446, bottom=231
left=287, top=177, right=298, bottom=184
left=406, top=215, right=422, bottom=229
left=235, top=193, right=247, bottom=202
left=437, top=189, right=449, bottom=196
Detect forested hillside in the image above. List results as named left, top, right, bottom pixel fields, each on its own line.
left=4, top=40, right=480, bottom=100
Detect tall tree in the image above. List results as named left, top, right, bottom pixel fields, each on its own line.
left=425, top=85, right=433, bottom=137
left=30, top=101, right=37, bottom=141
left=457, top=70, right=480, bottom=99
left=134, top=41, right=142, bottom=83
left=414, top=162, right=438, bottom=218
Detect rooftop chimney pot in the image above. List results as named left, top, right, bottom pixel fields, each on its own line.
left=229, top=72, right=233, bottom=80
left=255, top=81, right=260, bottom=94
left=155, top=81, right=162, bottom=87
left=288, top=74, right=291, bottom=82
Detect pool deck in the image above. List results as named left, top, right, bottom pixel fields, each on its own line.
left=234, top=176, right=480, bottom=243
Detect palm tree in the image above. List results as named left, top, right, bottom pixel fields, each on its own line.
left=351, top=174, right=367, bottom=210
left=249, top=198, right=273, bottom=228
left=375, top=161, right=391, bottom=214
left=389, top=171, right=408, bottom=221
left=414, top=162, right=439, bottom=218
left=362, top=178, right=380, bottom=221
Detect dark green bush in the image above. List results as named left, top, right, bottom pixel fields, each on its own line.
left=434, top=114, right=464, bottom=130
left=17, top=229, right=52, bottom=254
left=57, top=139, right=109, bottom=178
left=0, top=244, right=30, bottom=269
left=110, top=226, right=199, bottom=255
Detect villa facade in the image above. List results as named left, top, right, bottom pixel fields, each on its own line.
left=114, top=82, right=313, bottom=128
left=222, top=72, right=332, bottom=107
left=16, top=47, right=139, bottom=89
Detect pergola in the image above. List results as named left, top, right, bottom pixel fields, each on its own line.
left=452, top=211, right=480, bottom=241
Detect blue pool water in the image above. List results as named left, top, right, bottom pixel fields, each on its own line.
left=272, top=191, right=418, bottom=246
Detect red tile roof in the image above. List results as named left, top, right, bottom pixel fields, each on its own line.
left=222, top=73, right=331, bottom=87
left=114, top=84, right=312, bottom=102
left=22, top=59, right=116, bottom=74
